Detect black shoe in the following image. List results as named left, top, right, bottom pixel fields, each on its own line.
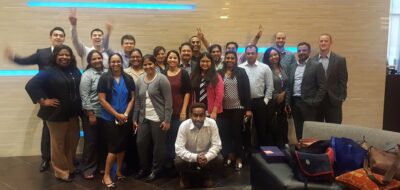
left=144, top=172, right=158, bottom=182
left=39, top=160, right=50, bottom=172
left=134, top=170, right=149, bottom=179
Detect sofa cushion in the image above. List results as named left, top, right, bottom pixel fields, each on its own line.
left=302, top=122, right=400, bottom=149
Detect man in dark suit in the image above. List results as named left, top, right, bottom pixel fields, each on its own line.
left=4, top=27, right=66, bottom=172
left=286, top=42, right=326, bottom=139
left=312, top=33, right=348, bottom=124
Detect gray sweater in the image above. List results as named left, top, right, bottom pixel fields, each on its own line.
left=133, top=73, right=172, bottom=123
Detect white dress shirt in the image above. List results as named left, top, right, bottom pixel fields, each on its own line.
left=175, top=117, right=222, bottom=163
left=239, top=60, right=274, bottom=105
left=293, top=60, right=307, bottom=96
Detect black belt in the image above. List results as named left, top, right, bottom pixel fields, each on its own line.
left=252, top=97, right=264, bottom=101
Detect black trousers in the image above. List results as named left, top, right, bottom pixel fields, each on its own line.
left=269, top=101, right=288, bottom=148
left=175, top=154, right=223, bottom=177
left=41, top=120, right=51, bottom=161
left=123, top=123, right=140, bottom=175
left=80, top=116, right=107, bottom=176
left=251, top=98, right=273, bottom=147
left=136, top=119, right=166, bottom=173
left=291, top=97, right=317, bottom=140
left=317, top=95, right=343, bottom=124
left=219, top=109, right=245, bottom=159
left=166, top=115, right=182, bottom=164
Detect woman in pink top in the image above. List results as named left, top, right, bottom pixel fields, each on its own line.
left=190, top=52, right=224, bottom=120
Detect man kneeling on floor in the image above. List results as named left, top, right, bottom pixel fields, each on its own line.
left=174, top=103, right=223, bottom=188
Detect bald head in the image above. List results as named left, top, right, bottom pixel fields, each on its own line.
left=274, top=32, right=286, bottom=48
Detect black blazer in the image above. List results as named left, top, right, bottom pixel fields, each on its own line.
left=312, top=52, right=348, bottom=106
left=286, top=59, right=326, bottom=107
left=218, top=67, right=252, bottom=111
left=14, top=47, right=52, bottom=71
left=25, top=66, right=82, bottom=121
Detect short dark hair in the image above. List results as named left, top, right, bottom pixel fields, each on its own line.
left=225, top=41, right=238, bottom=50
left=245, top=45, right=258, bottom=53
left=208, top=44, right=222, bottom=53
left=50, top=27, right=65, bottom=37
left=90, top=28, right=104, bottom=36
left=179, top=42, right=193, bottom=52
left=120, top=34, right=136, bottom=45
left=153, top=46, right=166, bottom=57
left=190, top=102, right=206, bottom=113
left=297, top=42, right=311, bottom=51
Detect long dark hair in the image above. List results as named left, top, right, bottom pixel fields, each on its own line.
left=164, top=50, right=181, bottom=68
left=191, top=52, right=217, bottom=88
left=85, top=49, right=103, bottom=71
left=104, top=53, right=125, bottom=91
left=219, top=50, right=238, bottom=78
left=262, top=47, right=282, bottom=69
left=50, top=45, right=77, bottom=68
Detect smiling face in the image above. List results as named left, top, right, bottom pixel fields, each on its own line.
left=122, top=39, right=135, bottom=53
left=319, top=35, right=332, bottom=52
left=275, top=32, right=286, bottom=48
left=211, top=47, right=222, bottom=62
left=245, top=47, right=258, bottom=64
left=56, top=49, right=71, bottom=67
left=199, top=55, right=212, bottom=72
left=90, top=52, right=103, bottom=70
left=156, top=49, right=166, bottom=64
left=143, top=58, right=156, bottom=75
left=91, top=31, right=103, bottom=46
left=109, top=54, right=122, bottom=72
left=130, top=51, right=142, bottom=68
left=190, top=36, right=201, bottom=52
left=297, top=45, right=310, bottom=62
left=268, top=49, right=280, bottom=65
left=167, top=52, right=179, bottom=68
left=224, top=53, right=236, bottom=68
left=180, top=45, right=193, bottom=62
left=50, top=30, right=65, bottom=47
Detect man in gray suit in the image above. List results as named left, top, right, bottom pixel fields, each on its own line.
left=286, top=42, right=326, bottom=139
left=312, top=33, right=348, bottom=124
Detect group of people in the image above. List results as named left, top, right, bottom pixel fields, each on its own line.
left=4, top=11, right=348, bottom=189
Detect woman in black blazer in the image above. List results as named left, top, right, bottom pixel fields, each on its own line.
left=25, top=45, right=82, bottom=182
left=262, top=47, right=289, bottom=148
left=218, top=51, right=252, bottom=171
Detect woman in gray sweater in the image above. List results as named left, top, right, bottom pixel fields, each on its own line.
left=133, top=54, right=172, bottom=182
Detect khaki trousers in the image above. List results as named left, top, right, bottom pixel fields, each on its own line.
left=46, top=117, right=80, bottom=179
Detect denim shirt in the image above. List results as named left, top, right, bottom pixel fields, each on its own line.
left=80, top=68, right=104, bottom=116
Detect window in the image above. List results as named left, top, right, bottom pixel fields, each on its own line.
left=387, top=0, right=400, bottom=69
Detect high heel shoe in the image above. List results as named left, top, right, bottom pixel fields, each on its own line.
left=116, top=175, right=127, bottom=181
left=102, top=178, right=116, bottom=189
left=224, top=159, right=232, bottom=167
left=235, top=162, right=243, bottom=171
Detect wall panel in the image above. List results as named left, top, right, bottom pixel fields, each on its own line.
left=0, top=0, right=389, bottom=156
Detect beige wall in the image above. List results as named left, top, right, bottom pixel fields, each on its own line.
left=0, top=0, right=389, bottom=156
